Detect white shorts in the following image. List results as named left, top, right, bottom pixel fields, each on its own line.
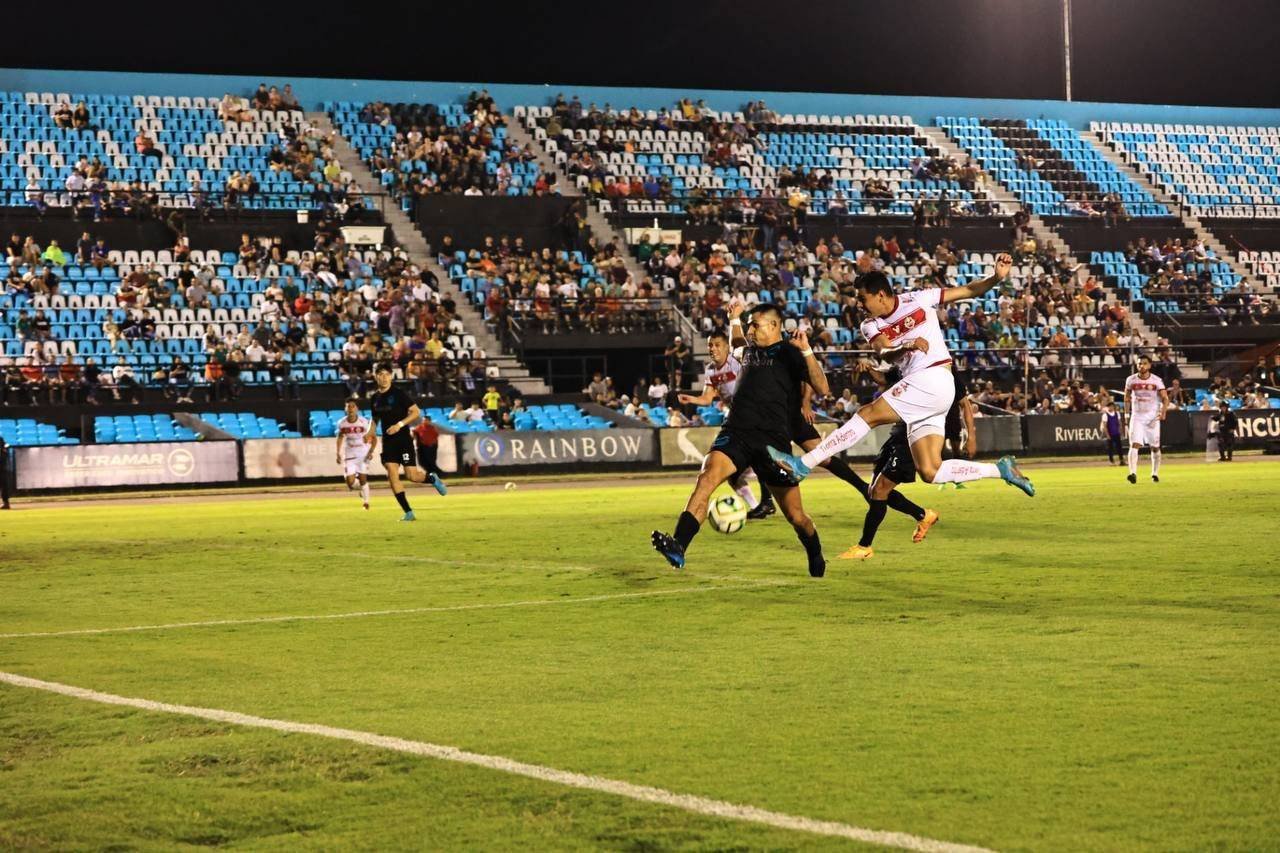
left=343, top=456, right=368, bottom=477
left=1128, top=416, right=1161, bottom=447
left=882, top=364, right=957, bottom=445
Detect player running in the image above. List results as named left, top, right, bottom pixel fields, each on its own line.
left=767, top=257, right=1035, bottom=497
left=653, top=304, right=830, bottom=577
left=676, top=329, right=769, bottom=514
left=335, top=398, right=376, bottom=510
left=368, top=363, right=446, bottom=521
left=1123, top=355, right=1169, bottom=483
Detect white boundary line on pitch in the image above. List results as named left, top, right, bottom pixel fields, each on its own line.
left=0, top=671, right=993, bottom=852
left=0, top=581, right=787, bottom=640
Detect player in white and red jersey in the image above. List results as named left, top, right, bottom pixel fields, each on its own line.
left=1123, top=355, right=1170, bottom=484
left=678, top=330, right=768, bottom=511
left=335, top=397, right=377, bottom=509
left=768, top=254, right=1035, bottom=534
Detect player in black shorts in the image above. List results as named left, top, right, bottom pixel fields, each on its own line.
left=652, top=304, right=830, bottom=577
left=944, top=370, right=977, bottom=460
left=368, top=363, right=445, bottom=521
left=842, top=362, right=960, bottom=559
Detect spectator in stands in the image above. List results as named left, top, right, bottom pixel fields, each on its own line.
left=72, top=101, right=91, bottom=130
left=25, top=180, right=46, bottom=217
left=269, top=350, right=301, bottom=400
left=134, top=130, right=162, bottom=161
left=111, top=357, right=141, bottom=403
left=648, top=375, right=669, bottom=407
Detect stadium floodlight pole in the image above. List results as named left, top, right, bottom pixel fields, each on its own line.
left=1062, top=0, right=1073, bottom=101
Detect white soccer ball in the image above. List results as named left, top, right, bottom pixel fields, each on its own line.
left=504, top=481, right=517, bottom=491
left=708, top=494, right=749, bottom=534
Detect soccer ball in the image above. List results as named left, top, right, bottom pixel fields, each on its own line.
left=504, top=481, right=517, bottom=491
left=708, top=494, right=749, bottom=534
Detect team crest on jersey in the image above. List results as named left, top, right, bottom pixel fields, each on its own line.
left=882, top=308, right=927, bottom=342
left=890, top=384, right=905, bottom=397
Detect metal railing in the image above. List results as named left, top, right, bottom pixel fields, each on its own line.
left=595, top=192, right=1019, bottom=219
left=3, top=186, right=394, bottom=221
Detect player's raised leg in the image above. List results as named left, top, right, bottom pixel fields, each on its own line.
left=909, top=432, right=1034, bottom=495
left=768, top=395, right=900, bottom=480
left=652, top=449, right=738, bottom=569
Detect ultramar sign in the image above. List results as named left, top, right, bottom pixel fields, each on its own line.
left=462, top=429, right=656, bottom=467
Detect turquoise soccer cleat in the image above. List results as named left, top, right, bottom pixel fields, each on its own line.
left=400, top=511, right=417, bottom=522
left=429, top=474, right=448, bottom=496
left=997, top=456, right=1035, bottom=497
left=766, top=446, right=812, bottom=483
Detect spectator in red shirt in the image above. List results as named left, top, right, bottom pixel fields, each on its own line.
left=293, top=293, right=312, bottom=318
left=412, top=415, right=445, bottom=481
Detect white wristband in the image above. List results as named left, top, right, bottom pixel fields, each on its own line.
left=801, top=349, right=814, bottom=357
left=730, top=318, right=742, bottom=326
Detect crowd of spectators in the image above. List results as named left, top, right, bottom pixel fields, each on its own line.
left=363, top=90, right=549, bottom=199
left=1125, top=236, right=1273, bottom=323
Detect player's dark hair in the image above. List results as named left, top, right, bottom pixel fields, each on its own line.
left=344, top=397, right=360, bottom=406
left=1138, top=354, right=1152, bottom=364
left=750, top=303, right=783, bottom=324
left=707, top=330, right=729, bottom=344
left=374, top=361, right=393, bottom=374
left=855, top=270, right=894, bottom=296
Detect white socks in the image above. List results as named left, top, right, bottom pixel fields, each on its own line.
left=360, top=483, right=370, bottom=503
left=1151, top=450, right=1161, bottom=477
left=735, top=483, right=760, bottom=509
left=932, top=459, right=1001, bottom=484
left=800, top=414, right=870, bottom=468
left=1128, top=446, right=1140, bottom=475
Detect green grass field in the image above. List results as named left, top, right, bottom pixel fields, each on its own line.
left=2, top=461, right=1279, bottom=851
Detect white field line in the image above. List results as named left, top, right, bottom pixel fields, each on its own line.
left=0, top=581, right=787, bottom=640
left=0, top=671, right=994, bottom=853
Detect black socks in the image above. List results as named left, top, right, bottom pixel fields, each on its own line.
left=393, top=490, right=412, bottom=513
left=823, top=457, right=869, bottom=497
left=860, top=499, right=888, bottom=547
left=796, top=527, right=825, bottom=578
left=886, top=490, right=926, bottom=522
left=757, top=483, right=775, bottom=507
left=674, top=511, right=701, bottom=549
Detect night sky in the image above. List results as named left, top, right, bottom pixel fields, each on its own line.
left=9, top=0, right=1280, bottom=108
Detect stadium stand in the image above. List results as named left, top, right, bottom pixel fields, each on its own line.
left=938, top=117, right=1167, bottom=217
left=1092, top=121, right=1280, bottom=218
left=0, top=415, right=76, bottom=445
left=92, top=413, right=198, bottom=443
left=310, top=402, right=609, bottom=436
left=2, top=90, right=375, bottom=215
left=197, top=411, right=299, bottom=439
left=519, top=99, right=1002, bottom=219
left=326, top=92, right=548, bottom=204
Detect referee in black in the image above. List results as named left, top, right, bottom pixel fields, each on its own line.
left=652, top=303, right=829, bottom=577
left=368, top=362, right=434, bottom=521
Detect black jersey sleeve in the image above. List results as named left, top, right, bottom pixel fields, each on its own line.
left=781, top=343, right=809, bottom=386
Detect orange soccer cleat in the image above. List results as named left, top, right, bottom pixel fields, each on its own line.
left=838, top=544, right=874, bottom=560
left=912, top=509, right=939, bottom=543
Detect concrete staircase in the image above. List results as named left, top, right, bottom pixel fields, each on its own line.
left=1082, top=130, right=1260, bottom=288
left=505, top=109, right=701, bottom=361
left=307, top=112, right=550, bottom=395
left=929, top=123, right=1209, bottom=378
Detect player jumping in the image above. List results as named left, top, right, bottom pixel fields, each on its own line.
left=653, top=304, right=830, bottom=577
left=767, top=257, right=1035, bottom=500
left=336, top=398, right=376, bottom=509
left=1123, top=355, right=1169, bottom=483
left=368, top=363, right=447, bottom=521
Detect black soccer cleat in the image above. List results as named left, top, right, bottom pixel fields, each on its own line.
left=746, top=501, right=776, bottom=520
left=1127, top=473, right=1137, bottom=484
left=651, top=530, right=686, bottom=570
left=1152, top=475, right=1159, bottom=483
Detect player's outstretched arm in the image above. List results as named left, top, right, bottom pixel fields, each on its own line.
left=678, top=385, right=716, bottom=406
left=1159, top=389, right=1170, bottom=421
left=335, top=432, right=343, bottom=465
left=790, top=330, right=830, bottom=397
left=941, top=252, right=1013, bottom=304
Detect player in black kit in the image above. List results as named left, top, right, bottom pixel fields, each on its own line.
left=726, top=300, right=927, bottom=526
left=368, top=363, right=446, bottom=521
left=841, top=362, right=974, bottom=559
left=652, top=304, right=830, bottom=577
